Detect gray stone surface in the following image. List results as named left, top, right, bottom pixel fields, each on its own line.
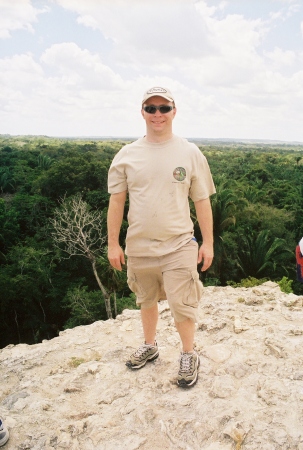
left=1, top=282, right=303, bottom=449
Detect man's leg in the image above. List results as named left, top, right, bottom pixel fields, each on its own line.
left=125, top=302, right=159, bottom=369
left=161, top=241, right=202, bottom=387
left=174, top=318, right=195, bottom=352
left=126, top=256, right=163, bottom=369
left=141, top=303, right=158, bottom=345
left=175, top=318, right=199, bottom=388
left=126, top=303, right=159, bottom=369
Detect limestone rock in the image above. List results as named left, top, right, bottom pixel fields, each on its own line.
left=1, top=282, right=303, bottom=449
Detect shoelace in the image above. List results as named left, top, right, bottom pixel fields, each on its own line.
left=133, top=344, right=154, bottom=358
left=179, top=352, right=194, bottom=373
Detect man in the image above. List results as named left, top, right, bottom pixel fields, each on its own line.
left=107, top=86, right=216, bottom=388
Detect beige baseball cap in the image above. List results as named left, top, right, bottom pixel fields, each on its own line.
left=142, top=87, right=175, bottom=104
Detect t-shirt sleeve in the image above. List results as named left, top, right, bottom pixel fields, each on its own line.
left=107, top=152, right=128, bottom=194
left=189, top=146, right=216, bottom=202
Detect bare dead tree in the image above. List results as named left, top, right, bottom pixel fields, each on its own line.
left=50, top=194, right=112, bottom=319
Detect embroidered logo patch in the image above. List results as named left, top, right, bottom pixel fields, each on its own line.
left=173, top=167, right=186, bottom=181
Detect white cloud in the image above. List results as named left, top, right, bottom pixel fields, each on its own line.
left=76, top=14, right=99, bottom=30
left=41, top=42, right=125, bottom=90
left=0, top=43, right=142, bottom=136
left=0, top=0, right=46, bottom=39
left=54, top=0, right=215, bottom=65
left=0, top=53, right=44, bottom=97
left=0, top=52, right=46, bottom=133
left=53, top=0, right=270, bottom=91
left=176, top=9, right=267, bottom=88
left=264, top=47, right=296, bottom=67
left=1, top=0, right=303, bottom=141
left=269, top=2, right=300, bottom=22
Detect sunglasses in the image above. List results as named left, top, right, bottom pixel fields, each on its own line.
left=143, top=105, right=174, bottom=114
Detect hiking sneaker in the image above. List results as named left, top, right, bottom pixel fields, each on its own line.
left=126, top=342, right=159, bottom=369
left=0, top=418, right=9, bottom=447
left=177, top=351, right=200, bottom=388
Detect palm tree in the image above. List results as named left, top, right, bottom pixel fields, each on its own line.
left=191, top=180, right=245, bottom=280
left=236, top=229, right=291, bottom=279
left=240, top=185, right=269, bottom=204
left=211, top=182, right=247, bottom=279
left=37, top=154, right=53, bottom=170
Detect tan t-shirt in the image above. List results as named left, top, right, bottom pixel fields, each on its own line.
left=108, top=135, right=216, bottom=257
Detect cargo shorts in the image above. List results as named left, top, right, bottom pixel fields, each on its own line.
left=127, top=239, right=203, bottom=323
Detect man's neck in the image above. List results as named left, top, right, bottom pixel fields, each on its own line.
left=145, top=131, right=173, bottom=143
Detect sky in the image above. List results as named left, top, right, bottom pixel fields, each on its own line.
left=0, top=0, right=303, bottom=142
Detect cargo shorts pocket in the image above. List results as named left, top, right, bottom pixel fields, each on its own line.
left=127, top=272, right=145, bottom=297
left=183, top=271, right=203, bottom=308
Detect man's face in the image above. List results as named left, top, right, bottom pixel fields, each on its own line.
left=141, top=96, right=176, bottom=135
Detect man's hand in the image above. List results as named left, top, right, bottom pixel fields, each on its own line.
left=197, top=243, right=213, bottom=272
left=108, top=244, right=125, bottom=271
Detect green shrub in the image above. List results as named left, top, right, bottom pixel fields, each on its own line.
left=277, top=276, right=293, bottom=294
left=116, top=293, right=139, bottom=314
left=203, top=277, right=221, bottom=287
left=227, top=276, right=268, bottom=288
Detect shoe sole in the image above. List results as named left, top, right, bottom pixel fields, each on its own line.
left=125, top=351, right=159, bottom=369
left=177, top=357, right=200, bottom=388
left=0, top=433, right=9, bottom=447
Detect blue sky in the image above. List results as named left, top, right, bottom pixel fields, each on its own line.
left=0, top=0, right=303, bottom=142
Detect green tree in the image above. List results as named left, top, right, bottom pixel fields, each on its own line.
left=0, top=241, right=59, bottom=347
left=208, top=184, right=242, bottom=280
left=0, top=167, right=15, bottom=193
left=62, top=287, right=107, bottom=328
left=236, top=230, right=291, bottom=279
left=37, top=154, right=53, bottom=170
left=34, top=155, right=110, bottom=201
left=0, top=198, right=20, bottom=254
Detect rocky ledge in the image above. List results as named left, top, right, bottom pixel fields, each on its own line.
left=1, top=282, right=303, bottom=450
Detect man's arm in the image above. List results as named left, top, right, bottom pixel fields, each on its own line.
left=107, top=190, right=127, bottom=271
left=194, top=197, right=214, bottom=271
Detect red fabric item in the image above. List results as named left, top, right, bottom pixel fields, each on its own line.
left=296, top=245, right=303, bottom=282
